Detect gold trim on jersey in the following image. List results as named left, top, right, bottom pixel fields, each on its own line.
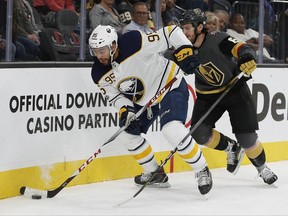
left=119, top=106, right=127, bottom=118
left=196, top=85, right=227, bottom=94
left=198, top=63, right=224, bottom=87
left=196, top=75, right=235, bottom=94
left=167, top=25, right=173, bottom=34
left=231, top=42, right=245, bottom=58
left=155, top=61, right=177, bottom=104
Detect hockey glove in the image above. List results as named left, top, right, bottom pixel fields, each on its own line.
left=238, top=53, right=257, bottom=76
left=119, top=105, right=141, bottom=135
left=174, top=45, right=199, bottom=75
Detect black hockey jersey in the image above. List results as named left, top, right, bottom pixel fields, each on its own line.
left=194, top=31, right=255, bottom=94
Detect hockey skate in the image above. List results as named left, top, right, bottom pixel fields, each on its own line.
left=258, top=166, right=278, bottom=185
left=134, top=167, right=170, bottom=188
left=195, top=166, right=213, bottom=195
left=226, top=139, right=245, bottom=174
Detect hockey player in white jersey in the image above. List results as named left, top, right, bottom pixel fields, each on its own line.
left=89, top=25, right=212, bottom=195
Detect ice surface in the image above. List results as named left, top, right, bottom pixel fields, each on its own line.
left=0, top=161, right=287, bottom=215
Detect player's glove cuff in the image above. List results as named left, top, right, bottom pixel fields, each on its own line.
left=174, top=45, right=199, bottom=75
left=119, top=105, right=141, bottom=135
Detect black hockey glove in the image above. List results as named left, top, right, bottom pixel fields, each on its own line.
left=174, top=45, right=199, bottom=75
left=119, top=105, right=141, bottom=135
left=238, top=53, right=257, bottom=76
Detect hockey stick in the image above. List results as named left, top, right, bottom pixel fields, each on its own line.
left=119, top=72, right=245, bottom=206
left=20, top=72, right=183, bottom=199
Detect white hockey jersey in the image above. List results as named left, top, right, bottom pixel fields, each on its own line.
left=91, top=25, right=192, bottom=110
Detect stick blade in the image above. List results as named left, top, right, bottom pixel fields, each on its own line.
left=20, top=186, right=49, bottom=199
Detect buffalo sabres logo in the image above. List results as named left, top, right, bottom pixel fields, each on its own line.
left=118, top=77, right=145, bottom=103
left=198, top=62, right=224, bottom=86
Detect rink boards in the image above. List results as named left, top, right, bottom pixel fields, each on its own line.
left=0, top=66, right=287, bottom=199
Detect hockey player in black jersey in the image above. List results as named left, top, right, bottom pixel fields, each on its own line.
left=179, top=8, right=278, bottom=185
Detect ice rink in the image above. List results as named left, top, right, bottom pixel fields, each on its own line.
left=0, top=160, right=287, bottom=216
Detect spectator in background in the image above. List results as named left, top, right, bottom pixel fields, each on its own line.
left=33, top=0, right=78, bottom=28
left=73, top=0, right=96, bottom=13
left=0, top=38, right=16, bottom=61
left=214, top=9, right=229, bottom=32
left=14, top=0, right=41, bottom=61
left=122, top=2, right=154, bottom=34
left=151, top=0, right=173, bottom=29
left=227, top=13, right=277, bottom=63
left=165, top=0, right=184, bottom=25
left=33, top=0, right=77, bottom=15
left=0, top=39, right=6, bottom=60
left=205, top=11, right=219, bottom=32
left=0, top=0, right=15, bottom=61
left=22, top=0, right=43, bottom=35
left=116, top=0, right=155, bottom=30
left=89, top=0, right=124, bottom=35
left=0, top=0, right=26, bottom=61
left=175, top=0, right=208, bottom=11
left=116, top=0, right=138, bottom=25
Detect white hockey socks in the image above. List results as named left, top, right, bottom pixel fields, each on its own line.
left=162, top=121, right=207, bottom=172
left=119, top=131, right=158, bottom=173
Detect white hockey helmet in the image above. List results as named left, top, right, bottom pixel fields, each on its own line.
left=89, top=25, right=118, bottom=53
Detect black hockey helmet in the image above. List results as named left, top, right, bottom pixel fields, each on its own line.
left=179, top=8, right=207, bottom=27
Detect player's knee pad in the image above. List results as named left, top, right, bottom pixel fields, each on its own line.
left=191, top=123, right=212, bottom=145
left=118, top=131, right=145, bottom=150
left=235, top=132, right=258, bottom=149
left=162, top=121, right=189, bottom=148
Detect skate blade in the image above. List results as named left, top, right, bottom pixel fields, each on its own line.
left=135, top=182, right=171, bottom=188
left=232, top=148, right=245, bottom=175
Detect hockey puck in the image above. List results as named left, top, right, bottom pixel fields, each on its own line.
left=32, top=194, right=42, bottom=200
left=20, top=187, right=25, bottom=195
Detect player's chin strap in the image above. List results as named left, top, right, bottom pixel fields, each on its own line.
left=19, top=72, right=183, bottom=199
left=118, top=71, right=245, bottom=206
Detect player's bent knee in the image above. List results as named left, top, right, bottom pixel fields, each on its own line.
left=118, top=131, right=145, bottom=149
left=235, top=132, right=258, bottom=148
left=162, top=121, right=189, bottom=147
left=191, top=124, right=212, bottom=145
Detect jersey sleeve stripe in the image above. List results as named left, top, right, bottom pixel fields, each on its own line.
left=108, top=93, right=122, bottom=104
left=231, top=42, right=245, bottom=58
left=167, top=25, right=178, bottom=37
left=155, top=61, right=178, bottom=103
left=161, top=27, right=170, bottom=50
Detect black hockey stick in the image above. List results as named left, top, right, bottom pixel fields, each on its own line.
left=19, top=72, right=183, bottom=199
left=119, top=72, right=245, bottom=206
